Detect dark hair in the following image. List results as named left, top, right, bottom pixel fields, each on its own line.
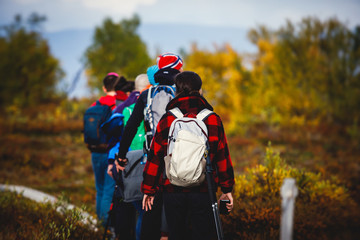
left=175, top=71, right=202, bottom=97
left=103, top=75, right=125, bottom=91
left=120, top=81, right=135, bottom=93
left=110, top=76, right=128, bottom=91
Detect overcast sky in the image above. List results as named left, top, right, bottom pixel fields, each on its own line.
left=1, top=0, right=360, bottom=98
left=1, top=0, right=360, bottom=32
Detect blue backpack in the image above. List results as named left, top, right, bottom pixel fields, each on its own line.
left=83, top=100, right=114, bottom=152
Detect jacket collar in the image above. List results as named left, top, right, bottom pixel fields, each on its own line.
left=98, top=95, right=116, bottom=107
left=166, top=93, right=213, bottom=114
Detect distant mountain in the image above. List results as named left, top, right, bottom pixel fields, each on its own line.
left=139, top=23, right=255, bottom=55
left=44, top=23, right=256, bottom=98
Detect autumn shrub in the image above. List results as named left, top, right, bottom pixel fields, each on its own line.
left=0, top=98, right=92, bottom=134
left=0, top=130, right=95, bottom=213
left=223, top=143, right=360, bottom=240
left=0, top=191, right=102, bottom=240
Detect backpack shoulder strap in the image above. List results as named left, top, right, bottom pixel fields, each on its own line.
left=165, top=85, right=176, bottom=96
left=169, top=107, right=183, bottom=119
left=154, top=85, right=176, bottom=97
left=124, top=156, right=143, bottom=178
left=196, top=108, right=213, bottom=121
left=95, top=100, right=114, bottom=109
left=126, top=103, right=135, bottom=115
left=147, top=86, right=154, bottom=105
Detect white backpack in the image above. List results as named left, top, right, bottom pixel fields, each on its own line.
left=164, top=107, right=213, bottom=187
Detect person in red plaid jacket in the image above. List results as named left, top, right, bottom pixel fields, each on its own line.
left=141, top=71, right=235, bottom=240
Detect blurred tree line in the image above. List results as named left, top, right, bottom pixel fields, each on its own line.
left=0, top=13, right=64, bottom=108
left=186, top=17, right=360, bottom=131
left=1, top=14, right=359, bottom=130
left=0, top=14, right=151, bottom=109
left=84, top=14, right=151, bottom=91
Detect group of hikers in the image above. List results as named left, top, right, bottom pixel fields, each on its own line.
left=83, top=53, right=235, bottom=240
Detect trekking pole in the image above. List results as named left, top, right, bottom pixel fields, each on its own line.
left=103, top=185, right=117, bottom=240
left=205, top=150, right=225, bottom=240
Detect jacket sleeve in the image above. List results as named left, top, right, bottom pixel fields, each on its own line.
left=141, top=113, right=172, bottom=196
left=107, top=142, right=120, bottom=165
left=207, top=114, right=235, bottom=193
left=118, top=93, right=146, bottom=158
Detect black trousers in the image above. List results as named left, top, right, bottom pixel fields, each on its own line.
left=140, top=192, right=163, bottom=240
left=163, top=192, right=216, bottom=240
left=111, top=187, right=136, bottom=240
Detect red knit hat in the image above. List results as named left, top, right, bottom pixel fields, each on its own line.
left=157, top=53, right=183, bottom=70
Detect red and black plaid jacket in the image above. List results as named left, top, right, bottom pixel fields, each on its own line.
left=141, top=93, right=235, bottom=196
